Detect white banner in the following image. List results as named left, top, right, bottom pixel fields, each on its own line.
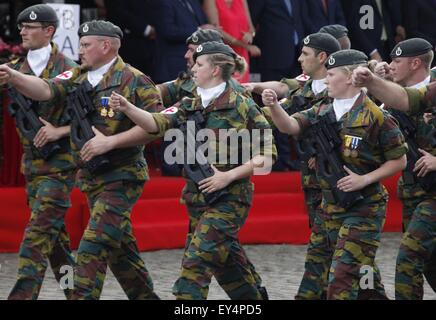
left=47, top=3, right=80, bottom=61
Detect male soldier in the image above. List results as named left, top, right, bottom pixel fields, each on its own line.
left=243, top=25, right=351, bottom=100
left=372, top=38, right=436, bottom=299
left=262, top=32, right=341, bottom=227
left=319, top=24, right=351, bottom=50
left=352, top=63, right=436, bottom=300
left=0, top=20, right=162, bottom=300
left=5, top=4, right=77, bottom=300
left=158, top=28, right=269, bottom=300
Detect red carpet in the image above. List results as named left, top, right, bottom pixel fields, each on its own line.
left=0, top=172, right=402, bottom=253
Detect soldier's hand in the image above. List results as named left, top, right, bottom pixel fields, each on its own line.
left=242, top=83, right=256, bottom=93
left=374, top=62, right=391, bottom=80
left=352, top=66, right=374, bottom=87
left=423, top=113, right=433, bottom=124
left=109, top=91, right=129, bottom=113
left=0, top=64, right=14, bottom=85
left=198, top=165, right=232, bottom=194
left=414, top=149, right=436, bottom=177
left=34, top=118, right=60, bottom=148
left=80, top=126, right=114, bottom=162
left=262, top=89, right=278, bottom=107
left=337, top=166, right=370, bottom=192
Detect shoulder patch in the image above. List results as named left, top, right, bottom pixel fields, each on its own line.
left=55, top=70, right=73, bottom=80
left=295, top=74, right=310, bottom=82
left=160, top=106, right=178, bottom=114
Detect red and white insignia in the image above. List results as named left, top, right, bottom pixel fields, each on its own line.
left=295, top=73, right=310, bottom=82
left=55, top=70, right=73, bottom=80
left=160, top=106, right=178, bottom=114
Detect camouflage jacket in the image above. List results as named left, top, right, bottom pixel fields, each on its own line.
left=151, top=83, right=277, bottom=206
left=403, top=72, right=436, bottom=198
left=46, top=55, right=163, bottom=186
left=263, top=78, right=331, bottom=190
left=8, top=42, right=77, bottom=176
left=293, top=91, right=408, bottom=214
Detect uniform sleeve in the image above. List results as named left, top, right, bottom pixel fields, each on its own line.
left=405, top=82, right=436, bottom=116
left=247, top=101, right=277, bottom=162
left=134, top=74, right=164, bottom=113
left=280, top=77, right=300, bottom=91
left=292, top=105, right=318, bottom=134
left=158, top=79, right=182, bottom=108
left=149, top=103, right=185, bottom=138
left=379, top=114, right=408, bottom=161
left=46, top=68, right=79, bottom=102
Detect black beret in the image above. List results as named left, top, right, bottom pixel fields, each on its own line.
left=319, top=24, right=349, bottom=40
left=17, top=4, right=58, bottom=26
left=302, top=33, right=341, bottom=55
left=78, top=20, right=123, bottom=39
left=390, top=38, right=433, bottom=58
left=326, top=49, right=368, bottom=69
left=193, top=41, right=236, bottom=62
left=186, top=29, right=223, bottom=45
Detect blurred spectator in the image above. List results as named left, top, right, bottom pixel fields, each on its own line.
left=402, top=0, right=436, bottom=55
left=248, top=0, right=305, bottom=81
left=105, top=0, right=155, bottom=77
left=341, top=0, right=404, bottom=61
left=151, top=0, right=213, bottom=84
left=203, top=0, right=260, bottom=83
left=303, top=0, right=346, bottom=34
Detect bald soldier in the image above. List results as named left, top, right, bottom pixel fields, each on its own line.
left=0, top=20, right=163, bottom=300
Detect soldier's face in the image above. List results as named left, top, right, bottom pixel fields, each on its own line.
left=79, top=36, right=106, bottom=70
left=298, top=47, right=322, bottom=76
left=185, top=44, right=197, bottom=69
left=389, top=57, right=413, bottom=86
left=325, top=68, right=352, bottom=98
left=191, top=55, right=218, bottom=88
left=19, top=23, right=51, bottom=50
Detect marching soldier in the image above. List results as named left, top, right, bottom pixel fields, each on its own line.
left=109, top=41, right=276, bottom=300
left=0, top=20, right=162, bottom=300
left=353, top=48, right=436, bottom=300
left=264, top=49, right=408, bottom=299
left=6, top=4, right=77, bottom=300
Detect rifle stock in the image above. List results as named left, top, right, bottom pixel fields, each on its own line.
left=8, top=87, right=61, bottom=160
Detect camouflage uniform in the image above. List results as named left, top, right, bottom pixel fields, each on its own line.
left=394, top=83, right=436, bottom=299
left=292, top=92, right=407, bottom=299
left=151, top=84, right=276, bottom=300
left=46, top=56, right=162, bottom=299
left=158, top=74, right=268, bottom=299
left=265, top=77, right=328, bottom=228
left=7, top=42, right=77, bottom=300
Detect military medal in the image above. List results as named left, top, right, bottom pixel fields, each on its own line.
left=108, top=108, right=115, bottom=118
left=351, top=149, right=359, bottom=158
left=100, top=96, right=110, bottom=117
left=343, top=135, right=353, bottom=157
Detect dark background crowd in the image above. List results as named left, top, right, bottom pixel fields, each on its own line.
left=1, top=0, right=435, bottom=82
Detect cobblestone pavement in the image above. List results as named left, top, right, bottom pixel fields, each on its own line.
left=1, top=233, right=435, bottom=300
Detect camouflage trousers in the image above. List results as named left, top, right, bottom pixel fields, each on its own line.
left=8, top=171, right=76, bottom=300
left=395, top=197, right=436, bottom=299
left=296, top=198, right=388, bottom=300
left=173, top=200, right=264, bottom=300
left=303, top=187, right=322, bottom=229
left=73, top=180, right=158, bottom=300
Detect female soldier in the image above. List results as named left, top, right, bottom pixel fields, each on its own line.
left=263, top=49, right=408, bottom=299
left=109, top=41, right=275, bottom=300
